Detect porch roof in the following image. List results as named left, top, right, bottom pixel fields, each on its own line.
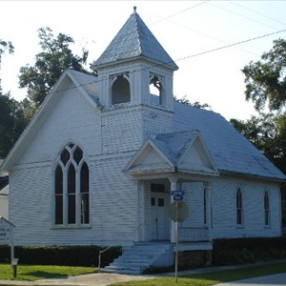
left=124, top=130, right=219, bottom=178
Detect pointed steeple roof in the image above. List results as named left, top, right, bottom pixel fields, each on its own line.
left=92, top=7, right=178, bottom=70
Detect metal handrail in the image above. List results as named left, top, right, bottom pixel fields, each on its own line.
left=98, top=246, right=113, bottom=273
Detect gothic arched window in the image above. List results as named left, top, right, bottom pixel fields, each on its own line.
left=236, top=188, right=243, bottom=225
left=54, top=144, right=89, bottom=226
left=111, top=74, right=130, bottom=104
left=264, top=191, right=270, bottom=226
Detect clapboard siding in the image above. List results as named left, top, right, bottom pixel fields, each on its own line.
left=210, top=177, right=281, bottom=238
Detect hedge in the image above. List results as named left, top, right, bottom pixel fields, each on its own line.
left=213, top=237, right=286, bottom=265
left=0, top=245, right=121, bottom=267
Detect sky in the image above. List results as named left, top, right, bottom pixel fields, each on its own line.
left=1, top=0, right=286, bottom=121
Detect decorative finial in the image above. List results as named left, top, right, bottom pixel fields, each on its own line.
left=133, top=6, right=137, bottom=14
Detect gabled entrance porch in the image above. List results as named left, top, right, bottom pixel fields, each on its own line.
left=138, top=179, right=213, bottom=246
left=124, top=130, right=219, bottom=248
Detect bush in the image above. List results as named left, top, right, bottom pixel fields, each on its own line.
left=213, top=237, right=286, bottom=265
left=0, top=245, right=121, bottom=267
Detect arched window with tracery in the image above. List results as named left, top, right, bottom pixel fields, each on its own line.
left=54, top=143, right=89, bottom=226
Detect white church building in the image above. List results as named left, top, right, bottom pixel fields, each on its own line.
left=1, top=8, right=285, bottom=272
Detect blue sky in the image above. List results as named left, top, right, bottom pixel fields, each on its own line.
left=1, top=1, right=286, bottom=120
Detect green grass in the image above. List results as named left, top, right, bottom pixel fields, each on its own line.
left=111, top=261, right=286, bottom=285
left=0, top=264, right=96, bottom=281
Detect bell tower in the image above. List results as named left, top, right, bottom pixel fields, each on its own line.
left=91, top=7, right=178, bottom=153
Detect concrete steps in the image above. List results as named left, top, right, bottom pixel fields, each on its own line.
left=103, top=242, right=174, bottom=274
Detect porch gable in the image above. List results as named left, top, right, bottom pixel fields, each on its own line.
left=124, top=130, right=218, bottom=177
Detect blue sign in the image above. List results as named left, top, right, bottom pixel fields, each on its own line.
left=171, top=190, right=185, bottom=201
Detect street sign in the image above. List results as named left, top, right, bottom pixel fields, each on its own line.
left=168, top=201, right=189, bottom=222
left=171, top=190, right=185, bottom=201
left=0, top=216, right=17, bottom=275
left=0, top=217, right=13, bottom=245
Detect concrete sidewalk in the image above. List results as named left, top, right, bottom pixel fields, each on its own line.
left=0, top=260, right=285, bottom=286
left=0, top=272, right=155, bottom=286
left=1, top=271, right=286, bottom=286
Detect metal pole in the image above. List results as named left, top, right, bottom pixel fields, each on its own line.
left=10, top=228, right=14, bottom=264
left=175, top=201, right=179, bottom=283
left=98, top=251, right=101, bottom=273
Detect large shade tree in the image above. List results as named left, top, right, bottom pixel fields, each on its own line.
left=231, top=38, right=286, bottom=175
left=19, top=27, right=89, bottom=107
left=0, top=39, right=14, bottom=94
left=0, top=28, right=89, bottom=156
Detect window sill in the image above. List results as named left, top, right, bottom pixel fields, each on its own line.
left=51, top=224, right=91, bottom=230
left=236, top=225, right=245, bottom=229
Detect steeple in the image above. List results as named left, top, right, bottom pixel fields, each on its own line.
left=92, top=8, right=178, bottom=70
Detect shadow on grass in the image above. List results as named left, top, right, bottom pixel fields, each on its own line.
left=22, top=271, right=68, bottom=279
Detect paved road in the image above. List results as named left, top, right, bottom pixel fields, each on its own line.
left=215, top=272, right=286, bottom=286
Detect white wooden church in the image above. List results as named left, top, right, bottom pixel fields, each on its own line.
left=1, top=8, right=285, bottom=272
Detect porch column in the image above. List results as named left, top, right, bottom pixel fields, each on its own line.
left=169, top=177, right=178, bottom=243
left=137, top=181, right=145, bottom=241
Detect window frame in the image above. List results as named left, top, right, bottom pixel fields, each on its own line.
left=53, top=144, right=90, bottom=228
left=236, top=187, right=243, bottom=226
left=264, top=190, right=270, bottom=227
left=203, top=186, right=207, bottom=225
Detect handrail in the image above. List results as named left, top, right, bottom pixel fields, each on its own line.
left=98, top=246, right=113, bottom=273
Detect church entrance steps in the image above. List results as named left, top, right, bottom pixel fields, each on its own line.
left=102, top=242, right=174, bottom=274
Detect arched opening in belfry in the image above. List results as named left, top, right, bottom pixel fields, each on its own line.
left=149, top=74, right=163, bottom=106
left=111, top=75, right=131, bottom=104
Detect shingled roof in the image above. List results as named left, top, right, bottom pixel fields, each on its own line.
left=173, top=102, right=286, bottom=181
left=92, top=7, right=178, bottom=70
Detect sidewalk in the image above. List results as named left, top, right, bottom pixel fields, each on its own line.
left=0, top=260, right=285, bottom=286
left=0, top=272, right=155, bottom=286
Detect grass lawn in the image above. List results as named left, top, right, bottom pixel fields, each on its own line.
left=111, top=261, right=286, bottom=285
left=0, top=264, right=96, bottom=281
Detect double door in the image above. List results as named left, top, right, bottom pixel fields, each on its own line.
left=150, top=192, right=170, bottom=240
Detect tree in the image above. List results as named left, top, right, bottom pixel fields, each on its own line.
left=0, top=94, right=28, bottom=157
left=231, top=38, right=286, bottom=175
left=174, top=95, right=211, bottom=110
left=0, top=39, right=14, bottom=93
left=242, top=38, right=286, bottom=112
left=19, top=27, right=89, bottom=107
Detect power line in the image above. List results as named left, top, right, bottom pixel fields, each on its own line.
left=230, top=1, right=286, bottom=28
left=150, top=1, right=209, bottom=26
left=53, top=27, right=286, bottom=96
left=176, top=28, right=286, bottom=62
left=207, top=1, right=278, bottom=30
left=147, top=1, right=261, bottom=57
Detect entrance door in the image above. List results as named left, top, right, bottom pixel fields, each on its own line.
left=150, top=192, right=169, bottom=240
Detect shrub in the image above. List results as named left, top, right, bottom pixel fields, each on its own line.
left=213, top=237, right=286, bottom=265
left=0, top=245, right=121, bottom=267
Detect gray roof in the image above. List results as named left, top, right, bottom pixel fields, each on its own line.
left=92, top=9, right=178, bottom=70
left=173, top=102, right=286, bottom=181
left=150, top=130, right=199, bottom=165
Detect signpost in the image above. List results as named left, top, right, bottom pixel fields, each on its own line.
left=0, top=217, right=17, bottom=277
left=169, top=190, right=189, bottom=283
